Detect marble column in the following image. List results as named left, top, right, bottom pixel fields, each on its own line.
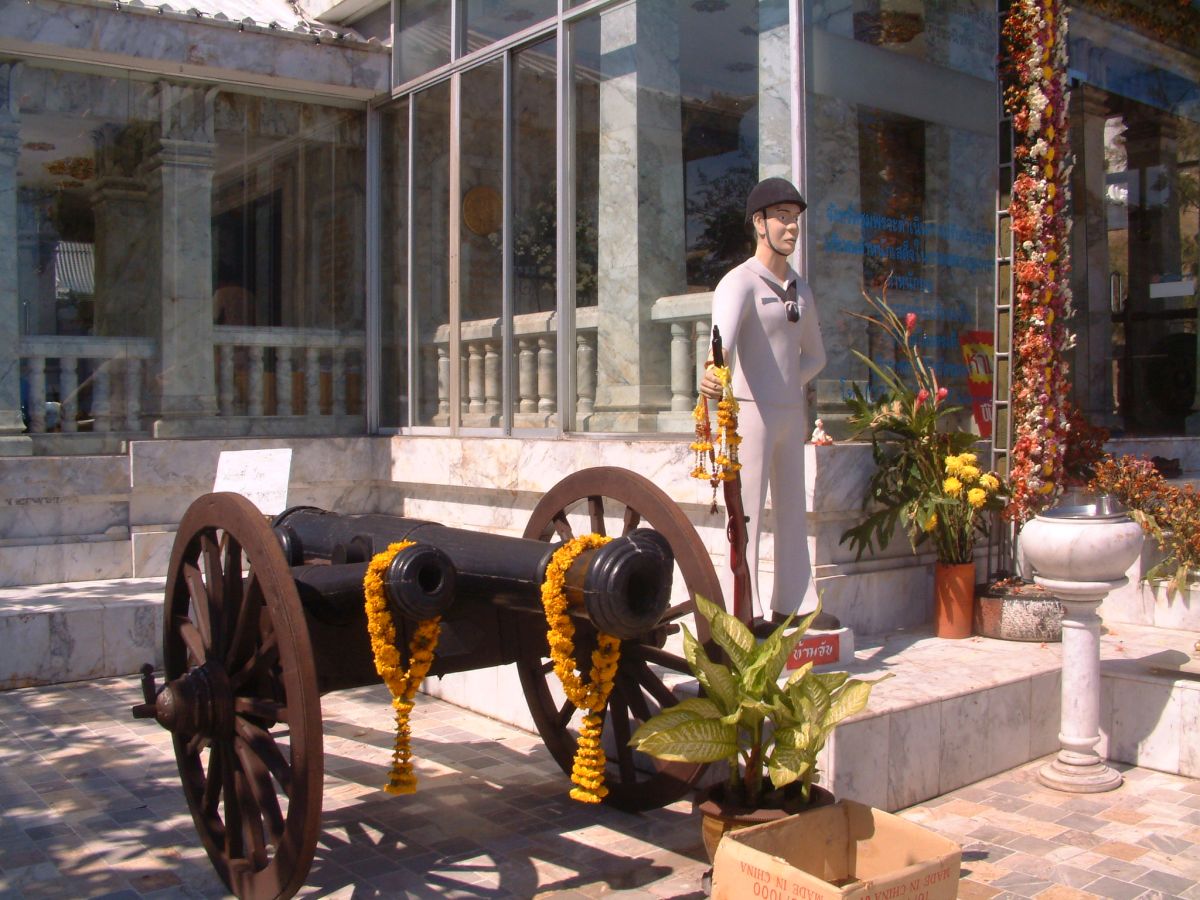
left=143, top=83, right=219, bottom=435
left=757, top=2, right=792, bottom=181
left=0, top=63, right=31, bottom=454
left=593, top=4, right=684, bottom=430
left=92, top=124, right=152, bottom=338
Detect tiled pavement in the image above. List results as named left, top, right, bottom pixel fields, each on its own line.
left=2, top=676, right=1200, bottom=899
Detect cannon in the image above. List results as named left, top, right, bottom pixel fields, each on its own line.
left=132, top=467, right=724, bottom=900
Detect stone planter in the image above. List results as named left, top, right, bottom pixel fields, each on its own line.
left=974, top=579, right=1062, bottom=642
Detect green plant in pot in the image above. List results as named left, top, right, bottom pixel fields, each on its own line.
left=628, top=595, right=889, bottom=860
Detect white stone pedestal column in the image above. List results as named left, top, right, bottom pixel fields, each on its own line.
left=1034, top=576, right=1123, bottom=793
left=1020, top=501, right=1144, bottom=795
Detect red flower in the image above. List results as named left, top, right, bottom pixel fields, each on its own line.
left=905, top=313, right=917, bottom=336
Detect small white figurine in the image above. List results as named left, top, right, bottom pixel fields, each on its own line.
left=810, top=418, right=834, bottom=446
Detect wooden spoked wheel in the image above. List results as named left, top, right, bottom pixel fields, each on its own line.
left=519, top=466, right=724, bottom=811
left=161, top=493, right=322, bottom=900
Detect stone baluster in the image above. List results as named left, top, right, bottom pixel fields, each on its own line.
left=669, top=322, right=692, bottom=412
left=576, top=332, right=596, bottom=417
left=467, top=341, right=484, bottom=415
left=537, top=337, right=556, bottom=415
left=28, top=356, right=45, bottom=433
left=248, top=346, right=264, bottom=417
left=276, top=347, right=292, bottom=416
left=437, top=346, right=450, bottom=419
left=518, top=339, right=537, bottom=413
left=305, top=347, right=321, bottom=416
left=332, top=347, right=346, bottom=416
left=91, top=363, right=111, bottom=433
left=484, top=342, right=500, bottom=417
left=217, top=345, right=234, bottom=416
left=59, top=357, right=78, bottom=432
left=693, top=320, right=709, bottom=394
left=124, top=358, right=141, bottom=432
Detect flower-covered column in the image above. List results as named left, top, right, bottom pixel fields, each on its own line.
left=1002, top=0, right=1073, bottom=523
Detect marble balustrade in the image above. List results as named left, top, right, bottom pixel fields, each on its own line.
left=212, top=325, right=365, bottom=419
left=432, top=297, right=712, bottom=429
left=19, top=335, right=156, bottom=434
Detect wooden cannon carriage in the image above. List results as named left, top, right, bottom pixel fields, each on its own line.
left=131, top=467, right=724, bottom=900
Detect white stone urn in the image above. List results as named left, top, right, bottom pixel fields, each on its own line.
left=1020, top=498, right=1144, bottom=793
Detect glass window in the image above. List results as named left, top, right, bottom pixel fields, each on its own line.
left=805, top=0, right=997, bottom=439
left=464, top=0, right=556, bottom=50
left=10, top=68, right=367, bottom=447
left=380, top=99, right=410, bottom=429
left=459, top=59, right=505, bottom=428
left=397, top=0, right=452, bottom=85
left=1067, top=14, right=1200, bottom=436
left=572, top=0, right=789, bottom=432
left=412, top=80, right=452, bottom=426
left=511, top=37, right=559, bottom=429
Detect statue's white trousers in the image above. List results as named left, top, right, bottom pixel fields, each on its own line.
left=737, top=399, right=818, bottom=619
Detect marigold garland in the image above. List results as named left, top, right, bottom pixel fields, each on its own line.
left=540, top=533, right=621, bottom=803
left=364, top=541, right=442, bottom=795
left=1002, top=0, right=1074, bottom=524
left=690, top=365, right=742, bottom=513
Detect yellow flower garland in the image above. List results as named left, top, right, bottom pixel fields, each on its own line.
left=690, top=365, right=742, bottom=513
left=540, top=533, right=621, bottom=803
left=364, top=541, right=442, bottom=795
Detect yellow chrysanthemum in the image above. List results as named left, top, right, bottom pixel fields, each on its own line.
left=980, top=473, right=1000, bottom=492
left=540, top=534, right=622, bottom=802
left=365, top=542, right=442, bottom=795
left=924, top=513, right=938, bottom=532
left=959, top=452, right=977, bottom=466
left=959, top=465, right=980, bottom=484
left=968, top=488, right=987, bottom=509
left=943, top=476, right=963, bottom=497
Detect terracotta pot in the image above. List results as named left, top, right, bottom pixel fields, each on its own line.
left=934, top=562, right=975, bottom=639
left=696, top=782, right=835, bottom=862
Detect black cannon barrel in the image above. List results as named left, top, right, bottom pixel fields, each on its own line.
left=291, top=543, right=458, bottom=625
left=273, top=507, right=673, bottom=638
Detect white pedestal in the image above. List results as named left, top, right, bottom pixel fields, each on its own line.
left=1035, top=577, right=1123, bottom=793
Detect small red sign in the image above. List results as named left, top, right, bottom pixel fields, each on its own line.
left=786, top=633, right=840, bottom=669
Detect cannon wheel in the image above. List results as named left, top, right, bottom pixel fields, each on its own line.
left=520, top=466, right=724, bottom=811
left=162, top=493, right=323, bottom=900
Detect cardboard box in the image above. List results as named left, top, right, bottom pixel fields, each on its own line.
left=711, top=800, right=961, bottom=900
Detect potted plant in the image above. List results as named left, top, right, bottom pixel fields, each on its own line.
left=1089, top=455, right=1200, bottom=616
left=628, top=595, right=888, bottom=860
left=838, top=284, right=1005, bottom=637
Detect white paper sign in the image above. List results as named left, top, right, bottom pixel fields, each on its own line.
left=213, top=449, right=293, bottom=515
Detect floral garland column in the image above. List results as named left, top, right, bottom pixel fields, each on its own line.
left=1002, top=0, right=1074, bottom=524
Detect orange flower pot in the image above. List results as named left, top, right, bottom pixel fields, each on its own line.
left=934, top=562, right=975, bottom=639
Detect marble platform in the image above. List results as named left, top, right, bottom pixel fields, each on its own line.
left=3, top=575, right=1197, bottom=817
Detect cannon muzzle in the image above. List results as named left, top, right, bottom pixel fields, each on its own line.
left=290, top=543, right=458, bottom=625
left=569, top=529, right=673, bottom=636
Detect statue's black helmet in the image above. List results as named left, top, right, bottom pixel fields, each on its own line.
left=745, top=176, right=807, bottom=223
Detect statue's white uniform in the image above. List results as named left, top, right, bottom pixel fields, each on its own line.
left=711, top=257, right=827, bottom=618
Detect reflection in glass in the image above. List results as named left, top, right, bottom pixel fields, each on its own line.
left=572, top=0, right=785, bottom=432
left=380, top=99, right=410, bottom=428
left=14, top=71, right=366, bottom=441
left=464, top=0, right=556, bottom=50
left=459, top=60, right=504, bottom=428
left=397, top=0, right=451, bottom=85
left=511, top=38, right=558, bottom=429
left=1067, top=20, right=1200, bottom=436
left=412, top=81, right=451, bottom=426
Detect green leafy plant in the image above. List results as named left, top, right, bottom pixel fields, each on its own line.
left=628, top=596, right=889, bottom=807
left=840, top=283, right=1003, bottom=564
left=1089, top=454, right=1200, bottom=599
